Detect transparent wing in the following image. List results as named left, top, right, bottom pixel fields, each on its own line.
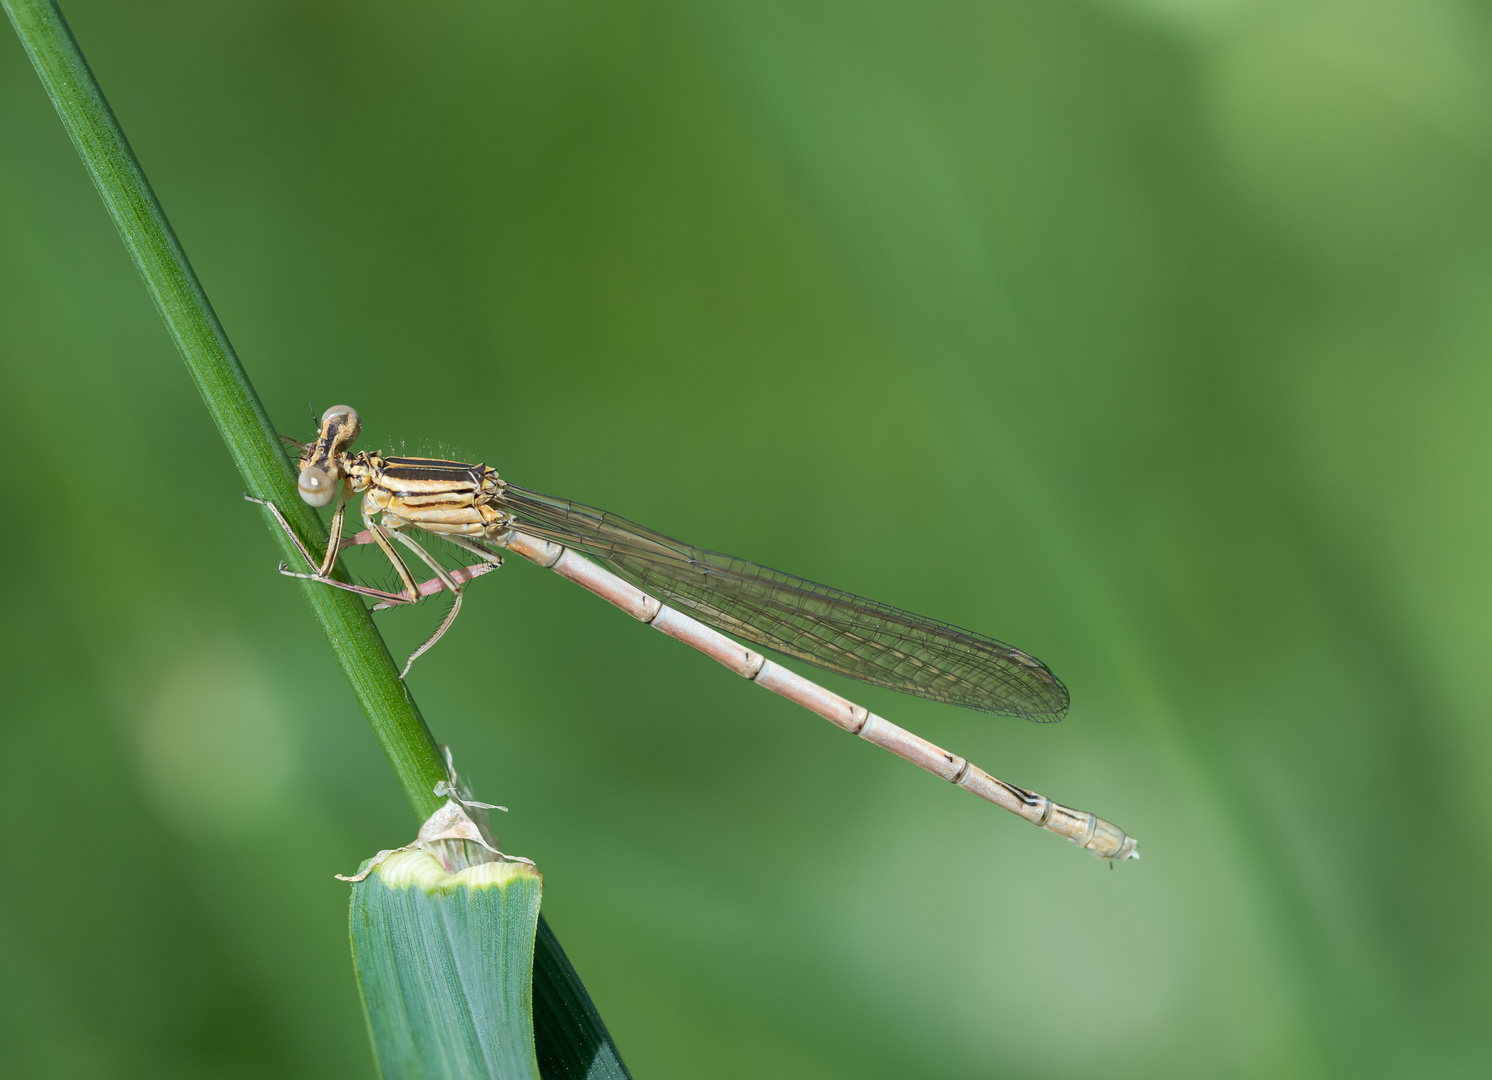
left=495, top=485, right=1069, bottom=720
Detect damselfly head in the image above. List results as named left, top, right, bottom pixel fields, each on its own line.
left=297, top=405, right=362, bottom=506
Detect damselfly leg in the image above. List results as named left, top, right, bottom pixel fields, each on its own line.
left=245, top=492, right=497, bottom=677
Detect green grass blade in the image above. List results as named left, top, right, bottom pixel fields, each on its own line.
left=352, top=853, right=544, bottom=1080
left=0, top=0, right=443, bottom=818
left=2, top=2, right=629, bottom=1075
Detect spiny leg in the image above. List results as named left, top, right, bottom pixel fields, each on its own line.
left=247, top=490, right=349, bottom=578
left=360, top=513, right=423, bottom=602
left=387, top=526, right=461, bottom=596
left=397, top=589, right=465, bottom=679
left=277, top=525, right=496, bottom=605
left=245, top=493, right=334, bottom=572
left=249, top=494, right=496, bottom=675
left=247, top=489, right=420, bottom=608
left=248, top=493, right=417, bottom=605
left=379, top=527, right=479, bottom=679
left=318, top=498, right=348, bottom=576
left=443, top=533, right=507, bottom=568
left=338, top=528, right=498, bottom=600
left=401, top=562, right=496, bottom=598
left=287, top=513, right=464, bottom=676
left=276, top=563, right=478, bottom=606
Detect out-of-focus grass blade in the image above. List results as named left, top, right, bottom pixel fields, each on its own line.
left=352, top=850, right=544, bottom=1080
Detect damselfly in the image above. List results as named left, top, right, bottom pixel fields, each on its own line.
left=248, top=406, right=1138, bottom=860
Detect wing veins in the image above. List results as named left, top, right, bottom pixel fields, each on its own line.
left=497, top=485, right=1068, bottom=719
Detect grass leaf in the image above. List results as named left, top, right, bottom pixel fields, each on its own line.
left=352, top=852, right=544, bottom=1080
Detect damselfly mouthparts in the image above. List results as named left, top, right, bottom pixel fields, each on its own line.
left=248, top=406, right=1138, bottom=860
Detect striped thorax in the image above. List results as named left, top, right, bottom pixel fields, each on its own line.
left=359, top=455, right=512, bottom=539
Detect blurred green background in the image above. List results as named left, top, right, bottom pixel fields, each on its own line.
left=3, top=0, right=1490, bottom=1076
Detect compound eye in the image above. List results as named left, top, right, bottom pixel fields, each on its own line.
left=298, top=465, right=338, bottom=507
left=320, top=404, right=361, bottom=429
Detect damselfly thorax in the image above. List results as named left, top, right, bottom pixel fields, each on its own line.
left=361, top=456, right=511, bottom=538
left=247, top=405, right=1138, bottom=861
